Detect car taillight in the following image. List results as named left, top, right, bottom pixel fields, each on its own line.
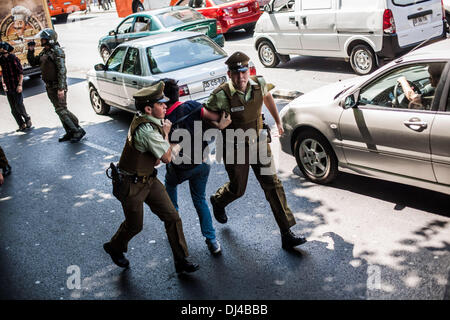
left=254, top=1, right=259, bottom=10
left=217, top=8, right=230, bottom=17
left=383, top=9, right=396, bottom=34
left=249, top=61, right=256, bottom=76
left=179, top=85, right=190, bottom=97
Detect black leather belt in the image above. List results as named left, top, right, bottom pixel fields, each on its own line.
left=120, top=169, right=157, bottom=184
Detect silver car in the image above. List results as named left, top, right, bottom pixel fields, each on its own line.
left=86, top=31, right=228, bottom=115
left=279, top=38, right=450, bottom=195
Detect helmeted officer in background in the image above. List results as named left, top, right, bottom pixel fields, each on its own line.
left=104, top=81, right=200, bottom=274
left=27, top=28, right=86, bottom=143
left=204, top=51, right=307, bottom=250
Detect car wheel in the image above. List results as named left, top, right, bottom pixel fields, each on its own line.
left=245, top=25, right=255, bottom=34
left=350, top=44, right=376, bottom=75
left=258, top=41, right=280, bottom=68
left=89, top=86, right=110, bottom=115
left=294, top=130, right=338, bottom=184
left=100, top=46, right=111, bottom=63
left=55, top=13, right=68, bottom=23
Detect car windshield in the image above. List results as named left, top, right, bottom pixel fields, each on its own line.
left=156, top=9, right=205, bottom=28
left=146, top=36, right=227, bottom=74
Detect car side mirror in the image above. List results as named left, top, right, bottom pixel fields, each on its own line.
left=109, top=30, right=116, bottom=36
left=94, top=63, right=106, bottom=71
left=341, top=91, right=359, bottom=109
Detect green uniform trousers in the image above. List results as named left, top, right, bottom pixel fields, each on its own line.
left=0, top=146, right=9, bottom=170
left=109, top=176, right=189, bottom=262
left=213, top=141, right=296, bottom=231
left=46, top=87, right=80, bottom=134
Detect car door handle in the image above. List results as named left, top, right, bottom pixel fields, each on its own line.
left=112, top=77, right=117, bottom=81
left=289, top=16, right=295, bottom=24
left=403, top=118, right=428, bottom=131
left=301, top=16, right=307, bottom=25
left=132, top=81, right=138, bottom=85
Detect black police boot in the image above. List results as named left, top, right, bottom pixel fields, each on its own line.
left=175, top=258, right=200, bottom=274
left=25, top=117, right=32, bottom=129
left=3, top=165, right=12, bottom=176
left=210, top=195, right=227, bottom=224
left=281, top=229, right=307, bottom=250
left=103, top=242, right=129, bottom=268
left=70, top=128, right=86, bottom=143
left=58, top=133, right=73, bottom=142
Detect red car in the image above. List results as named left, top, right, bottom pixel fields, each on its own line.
left=171, top=0, right=262, bottom=34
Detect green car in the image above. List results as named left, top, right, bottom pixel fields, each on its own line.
left=98, top=6, right=224, bottom=62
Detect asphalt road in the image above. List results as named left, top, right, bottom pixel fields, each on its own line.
left=0, top=11, right=449, bottom=300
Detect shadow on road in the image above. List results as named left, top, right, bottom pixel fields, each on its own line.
left=0, top=121, right=448, bottom=299
left=291, top=168, right=450, bottom=218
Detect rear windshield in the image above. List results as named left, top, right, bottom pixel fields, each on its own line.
left=392, top=0, right=431, bottom=6
left=147, top=36, right=227, bottom=74
left=157, top=9, right=205, bottom=28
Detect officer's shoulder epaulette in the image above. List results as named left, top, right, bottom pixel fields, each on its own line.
left=52, top=46, right=65, bottom=57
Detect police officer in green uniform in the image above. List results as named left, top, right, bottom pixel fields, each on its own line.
left=204, top=51, right=307, bottom=250
left=103, top=81, right=200, bottom=274
left=0, top=146, right=12, bottom=186
left=27, top=28, right=86, bottom=143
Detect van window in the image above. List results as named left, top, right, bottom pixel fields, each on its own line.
left=302, top=0, right=332, bottom=10
left=392, top=0, right=431, bottom=6
left=273, top=0, right=295, bottom=11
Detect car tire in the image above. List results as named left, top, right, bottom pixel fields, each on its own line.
left=294, top=129, right=338, bottom=184
left=350, top=44, right=376, bottom=75
left=89, top=86, right=110, bottom=115
left=55, top=13, right=68, bottom=23
left=258, top=40, right=280, bottom=68
left=245, top=25, right=255, bottom=34
left=100, top=46, right=111, bottom=63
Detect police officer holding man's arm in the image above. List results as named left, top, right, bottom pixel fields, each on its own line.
left=27, top=28, right=86, bottom=143
left=103, top=81, right=200, bottom=274
left=204, top=51, right=307, bottom=250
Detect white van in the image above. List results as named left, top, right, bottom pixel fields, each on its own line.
left=254, top=0, right=447, bottom=74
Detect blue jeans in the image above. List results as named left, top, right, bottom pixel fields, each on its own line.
left=165, top=162, right=216, bottom=240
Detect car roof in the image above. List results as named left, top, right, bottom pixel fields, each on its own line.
left=127, top=6, right=192, bottom=17
left=402, top=38, right=450, bottom=62
left=118, top=31, right=205, bottom=49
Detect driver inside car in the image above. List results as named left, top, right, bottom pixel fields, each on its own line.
left=396, top=63, right=444, bottom=110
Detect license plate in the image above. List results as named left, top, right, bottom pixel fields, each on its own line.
left=237, top=6, right=249, bottom=13
left=413, top=15, right=428, bottom=26
left=64, top=2, right=71, bottom=4
left=203, top=76, right=226, bottom=91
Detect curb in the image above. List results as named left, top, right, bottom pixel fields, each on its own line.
left=272, top=89, right=303, bottom=101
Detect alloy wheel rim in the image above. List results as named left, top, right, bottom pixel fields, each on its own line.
left=299, top=138, right=329, bottom=178
left=261, top=45, right=274, bottom=65
left=91, top=90, right=102, bottom=112
left=101, top=48, right=110, bottom=62
left=354, top=50, right=371, bottom=73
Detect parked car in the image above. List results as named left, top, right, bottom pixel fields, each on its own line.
left=170, top=0, right=262, bottom=34
left=87, top=32, right=229, bottom=115
left=279, top=38, right=450, bottom=195
left=97, top=6, right=224, bottom=62
left=254, top=0, right=447, bottom=75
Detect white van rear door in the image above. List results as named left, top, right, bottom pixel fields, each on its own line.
left=389, top=0, right=444, bottom=47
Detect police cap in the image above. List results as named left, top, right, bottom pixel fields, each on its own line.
left=133, top=81, right=170, bottom=106
left=225, top=51, right=250, bottom=72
